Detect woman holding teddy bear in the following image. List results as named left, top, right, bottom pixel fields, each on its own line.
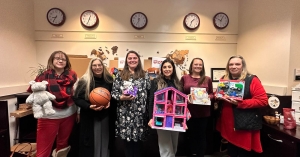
left=27, top=51, right=77, bottom=157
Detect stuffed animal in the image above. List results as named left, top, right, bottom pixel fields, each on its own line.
left=26, top=80, right=56, bottom=118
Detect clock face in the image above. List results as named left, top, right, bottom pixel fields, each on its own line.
left=47, top=8, right=65, bottom=26
left=131, top=12, right=147, bottom=30
left=183, top=13, right=200, bottom=30
left=213, top=12, right=229, bottom=29
left=80, top=10, right=99, bottom=28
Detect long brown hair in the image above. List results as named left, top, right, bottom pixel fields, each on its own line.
left=156, top=58, right=182, bottom=91
left=120, top=51, right=145, bottom=80
left=47, top=51, right=71, bottom=70
left=189, top=58, right=206, bottom=85
left=224, top=55, right=250, bottom=80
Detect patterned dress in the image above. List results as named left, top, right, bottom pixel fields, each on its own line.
left=111, top=73, right=151, bottom=142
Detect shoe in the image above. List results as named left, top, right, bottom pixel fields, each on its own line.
left=52, top=146, right=71, bottom=157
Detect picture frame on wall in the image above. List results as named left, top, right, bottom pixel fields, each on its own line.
left=211, top=68, right=226, bottom=82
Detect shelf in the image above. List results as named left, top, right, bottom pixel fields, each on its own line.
left=152, top=126, right=186, bottom=132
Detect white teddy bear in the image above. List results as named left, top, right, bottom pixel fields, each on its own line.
left=26, top=80, right=56, bottom=118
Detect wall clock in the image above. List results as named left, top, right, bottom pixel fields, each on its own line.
left=183, top=13, right=200, bottom=30
left=213, top=12, right=229, bottom=29
left=80, top=10, right=99, bottom=28
left=130, top=12, right=148, bottom=30
left=46, top=8, right=66, bottom=26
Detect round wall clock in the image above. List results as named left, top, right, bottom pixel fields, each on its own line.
left=80, top=10, right=99, bottom=28
left=130, top=12, right=148, bottom=30
left=213, top=12, right=229, bottom=29
left=46, top=8, right=66, bottom=26
left=183, top=13, right=200, bottom=30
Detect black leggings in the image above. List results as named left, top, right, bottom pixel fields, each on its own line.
left=227, top=142, right=257, bottom=157
left=123, top=140, right=141, bottom=157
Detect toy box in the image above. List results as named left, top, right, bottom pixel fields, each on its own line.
left=189, top=87, right=211, bottom=105
left=151, top=87, right=188, bottom=132
left=122, top=81, right=138, bottom=97
left=216, top=79, right=245, bottom=101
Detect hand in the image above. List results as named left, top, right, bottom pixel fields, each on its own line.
left=120, top=94, right=135, bottom=101
left=105, top=102, right=110, bottom=109
left=90, top=105, right=105, bottom=111
left=148, top=119, right=153, bottom=127
left=190, top=19, right=195, bottom=26
left=187, top=94, right=193, bottom=104
left=223, top=97, right=238, bottom=105
left=52, top=15, right=57, bottom=23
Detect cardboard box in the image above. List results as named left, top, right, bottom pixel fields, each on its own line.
left=10, top=109, right=33, bottom=118
left=19, top=103, right=32, bottom=110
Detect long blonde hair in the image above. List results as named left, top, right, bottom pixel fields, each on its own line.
left=74, top=58, right=113, bottom=100
left=223, top=55, right=251, bottom=80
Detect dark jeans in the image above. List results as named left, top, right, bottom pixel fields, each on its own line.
left=123, top=140, right=141, bottom=157
left=186, top=117, right=208, bottom=157
left=227, top=142, right=258, bottom=157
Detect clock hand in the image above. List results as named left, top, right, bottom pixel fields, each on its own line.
left=87, top=15, right=91, bottom=24
left=190, top=19, right=195, bottom=26
left=220, top=15, right=224, bottom=21
left=136, top=18, right=140, bottom=25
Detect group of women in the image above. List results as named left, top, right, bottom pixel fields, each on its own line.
left=28, top=50, right=268, bottom=157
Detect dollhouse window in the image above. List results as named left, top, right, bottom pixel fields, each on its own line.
left=174, top=118, right=183, bottom=128
left=155, top=117, right=164, bottom=127
left=175, top=106, right=185, bottom=115
left=176, top=93, right=185, bottom=103
left=156, top=93, right=165, bottom=102
left=155, top=104, right=165, bottom=114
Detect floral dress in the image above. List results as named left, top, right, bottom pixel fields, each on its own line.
left=111, top=73, right=151, bottom=142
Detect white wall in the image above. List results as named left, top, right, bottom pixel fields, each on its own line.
left=237, top=0, right=293, bottom=95
left=33, top=0, right=239, bottom=89
left=0, top=0, right=36, bottom=96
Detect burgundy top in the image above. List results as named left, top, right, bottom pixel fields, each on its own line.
left=180, top=75, right=213, bottom=118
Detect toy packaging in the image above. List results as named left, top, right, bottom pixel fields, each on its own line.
left=122, top=81, right=138, bottom=97
left=151, top=87, right=188, bottom=132
left=216, top=79, right=245, bottom=101
left=189, top=87, right=211, bottom=105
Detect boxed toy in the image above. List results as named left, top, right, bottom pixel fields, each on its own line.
left=122, top=81, right=138, bottom=96
left=216, top=79, right=245, bottom=101
left=189, top=87, right=211, bottom=105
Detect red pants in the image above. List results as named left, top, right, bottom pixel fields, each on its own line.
left=36, top=113, right=76, bottom=157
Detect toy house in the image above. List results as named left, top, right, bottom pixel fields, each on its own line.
left=151, top=87, right=188, bottom=132
left=216, top=79, right=245, bottom=101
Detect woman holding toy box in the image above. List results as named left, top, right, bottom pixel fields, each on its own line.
left=216, top=55, right=268, bottom=157
left=180, top=58, right=214, bottom=157
left=27, top=51, right=77, bottom=157
left=148, top=58, right=183, bottom=157
left=111, top=50, right=151, bottom=157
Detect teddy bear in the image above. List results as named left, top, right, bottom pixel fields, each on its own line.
left=26, top=80, right=56, bottom=118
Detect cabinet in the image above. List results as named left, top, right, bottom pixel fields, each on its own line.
left=261, top=123, right=300, bottom=157
left=292, top=90, right=300, bottom=124
left=0, top=101, right=11, bottom=157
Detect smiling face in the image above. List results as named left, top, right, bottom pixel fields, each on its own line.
left=228, top=57, right=243, bottom=77
left=191, top=59, right=203, bottom=74
left=91, top=59, right=103, bottom=77
left=126, top=53, right=139, bottom=70
left=53, top=53, right=67, bottom=70
left=161, top=62, right=174, bottom=79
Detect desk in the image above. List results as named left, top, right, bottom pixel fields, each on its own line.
left=261, top=123, right=300, bottom=157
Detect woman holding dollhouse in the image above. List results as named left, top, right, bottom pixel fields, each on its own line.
left=73, top=58, right=116, bottom=157
left=216, top=55, right=268, bottom=157
left=111, top=51, right=151, bottom=157
left=180, top=58, right=214, bottom=157
left=148, top=58, right=183, bottom=157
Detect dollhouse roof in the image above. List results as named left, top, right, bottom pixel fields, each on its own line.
left=154, top=87, right=187, bottom=98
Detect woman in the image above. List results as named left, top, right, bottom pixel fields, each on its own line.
left=111, top=51, right=151, bottom=157
left=73, top=58, right=115, bottom=157
left=148, top=58, right=183, bottom=157
left=27, top=51, right=77, bottom=157
left=216, top=55, right=268, bottom=157
left=180, top=58, right=214, bottom=157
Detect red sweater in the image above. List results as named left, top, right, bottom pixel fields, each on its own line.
left=216, top=76, right=268, bottom=153
left=180, top=75, right=214, bottom=118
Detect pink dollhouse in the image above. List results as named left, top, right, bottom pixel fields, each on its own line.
left=151, top=87, right=188, bottom=132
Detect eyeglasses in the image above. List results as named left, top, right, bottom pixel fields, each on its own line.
left=54, top=57, right=66, bottom=62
